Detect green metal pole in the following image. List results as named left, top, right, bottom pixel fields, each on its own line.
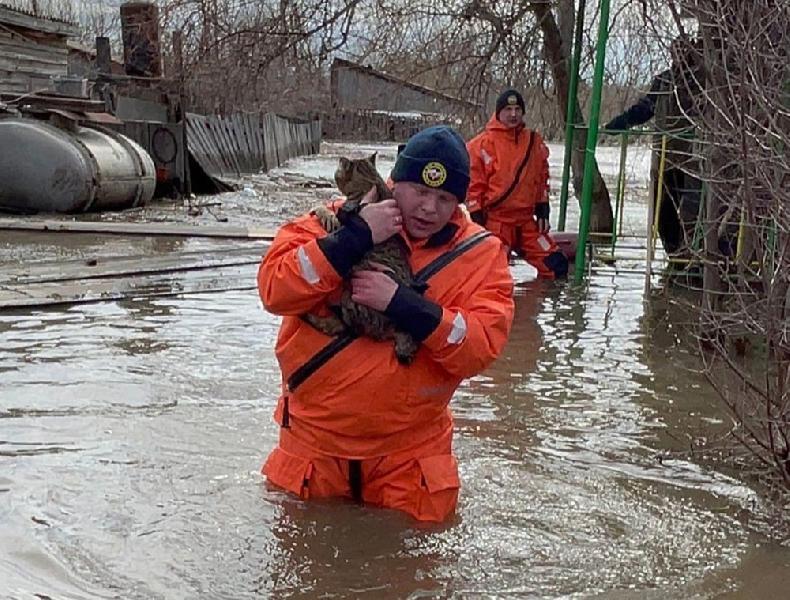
left=557, top=0, right=587, bottom=232
left=574, top=0, right=611, bottom=283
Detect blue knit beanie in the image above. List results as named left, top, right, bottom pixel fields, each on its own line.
left=391, top=125, right=470, bottom=202
left=495, top=89, right=525, bottom=116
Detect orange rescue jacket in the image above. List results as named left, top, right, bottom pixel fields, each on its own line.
left=257, top=203, right=514, bottom=459
left=466, top=114, right=550, bottom=224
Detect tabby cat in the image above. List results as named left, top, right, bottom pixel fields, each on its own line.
left=304, top=153, right=421, bottom=364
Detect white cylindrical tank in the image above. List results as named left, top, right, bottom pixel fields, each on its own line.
left=0, top=117, right=155, bottom=213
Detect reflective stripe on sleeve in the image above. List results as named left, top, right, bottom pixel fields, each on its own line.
left=297, top=246, right=320, bottom=284
left=447, top=312, right=467, bottom=344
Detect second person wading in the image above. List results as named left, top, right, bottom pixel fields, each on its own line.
left=466, top=89, right=569, bottom=279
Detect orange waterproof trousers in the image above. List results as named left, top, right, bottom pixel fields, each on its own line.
left=484, top=218, right=566, bottom=279
left=263, top=425, right=459, bottom=522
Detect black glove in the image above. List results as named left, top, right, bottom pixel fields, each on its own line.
left=535, top=202, right=550, bottom=233
left=470, top=210, right=487, bottom=226
left=534, top=203, right=550, bottom=220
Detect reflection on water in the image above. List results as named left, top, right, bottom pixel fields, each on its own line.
left=2, top=269, right=790, bottom=598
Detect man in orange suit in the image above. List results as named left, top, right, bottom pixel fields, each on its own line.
left=258, top=126, right=514, bottom=521
left=467, top=89, right=569, bottom=278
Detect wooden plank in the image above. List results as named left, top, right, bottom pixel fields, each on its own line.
left=277, top=119, right=289, bottom=162
left=0, top=81, right=26, bottom=94
left=0, top=92, right=105, bottom=111
left=220, top=116, right=243, bottom=176
left=289, top=122, right=298, bottom=158
left=2, top=246, right=265, bottom=286
left=207, top=119, right=236, bottom=178
left=0, top=264, right=258, bottom=310
left=202, top=117, right=228, bottom=177
left=299, top=126, right=308, bottom=155
left=194, top=117, right=229, bottom=178
left=247, top=114, right=266, bottom=173
left=0, top=218, right=277, bottom=239
left=270, top=115, right=284, bottom=166
left=0, top=34, right=69, bottom=60
left=244, top=113, right=261, bottom=171
left=212, top=117, right=235, bottom=177
left=313, top=119, right=321, bottom=153
left=186, top=116, right=214, bottom=174
left=187, top=122, right=216, bottom=177
left=262, top=113, right=274, bottom=171
left=0, top=54, right=67, bottom=71
left=0, top=67, right=64, bottom=82
left=252, top=113, right=266, bottom=170
left=222, top=116, right=243, bottom=175
left=262, top=113, right=278, bottom=170
left=296, top=123, right=304, bottom=157
left=186, top=116, right=223, bottom=178
left=216, top=118, right=240, bottom=177
left=187, top=117, right=218, bottom=174
left=236, top=113, right=256, bottom=173
left=260, top=114, right=271, bottom=169
left=227, top=114, right=246, bottom=172
left=292, top=122, right=301, bottom=158
left=206, top=118, right=233, bottom=177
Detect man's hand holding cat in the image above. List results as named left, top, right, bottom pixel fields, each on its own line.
left=359, top=189, right=403, bottom=244
left=350, top=263, right=398, bottom=311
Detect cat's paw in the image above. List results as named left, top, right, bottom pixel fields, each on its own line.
left=312, top=205, right=341, bottom=232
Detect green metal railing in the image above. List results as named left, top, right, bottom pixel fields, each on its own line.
left=573, top=0, right=611, bottom=283
left=556, top=1, right=720, bottom=283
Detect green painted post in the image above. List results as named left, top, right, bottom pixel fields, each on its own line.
left=557, top=0, right=587, bottom=232
left=574, top=0, right=611, bottom=283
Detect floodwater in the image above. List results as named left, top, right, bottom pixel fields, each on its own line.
left=1, top=142, right=789, bottom=599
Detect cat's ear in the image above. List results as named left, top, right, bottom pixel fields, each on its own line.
left=368, top=152, right=377, bottom=166
left=338, top=157, right=352, bottom=171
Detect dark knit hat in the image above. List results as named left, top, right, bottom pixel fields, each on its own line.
left=391, top=125, right=470, bottom=202
left=495, top=88, right=525, bottom=117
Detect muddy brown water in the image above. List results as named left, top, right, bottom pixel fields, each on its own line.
left=1, top=142, right=789, bottom=599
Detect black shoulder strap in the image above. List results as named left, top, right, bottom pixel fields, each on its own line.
left=286, top=230, right=493, bottom=393
left=286, top=334, right=356, bottom=393
left=485, top=131, right=536, bottom=212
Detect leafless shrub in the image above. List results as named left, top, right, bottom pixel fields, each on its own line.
left=642, top=0, right=789, bottom=487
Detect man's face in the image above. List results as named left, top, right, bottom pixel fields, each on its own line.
left=498, top=105, right=524, bottom=129
left=393, top=181, right=458, bottom=239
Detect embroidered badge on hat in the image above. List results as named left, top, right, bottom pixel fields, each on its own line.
left=421, top=162, right=447, bottom=188
left=507, top=94, right=518, bottom=106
